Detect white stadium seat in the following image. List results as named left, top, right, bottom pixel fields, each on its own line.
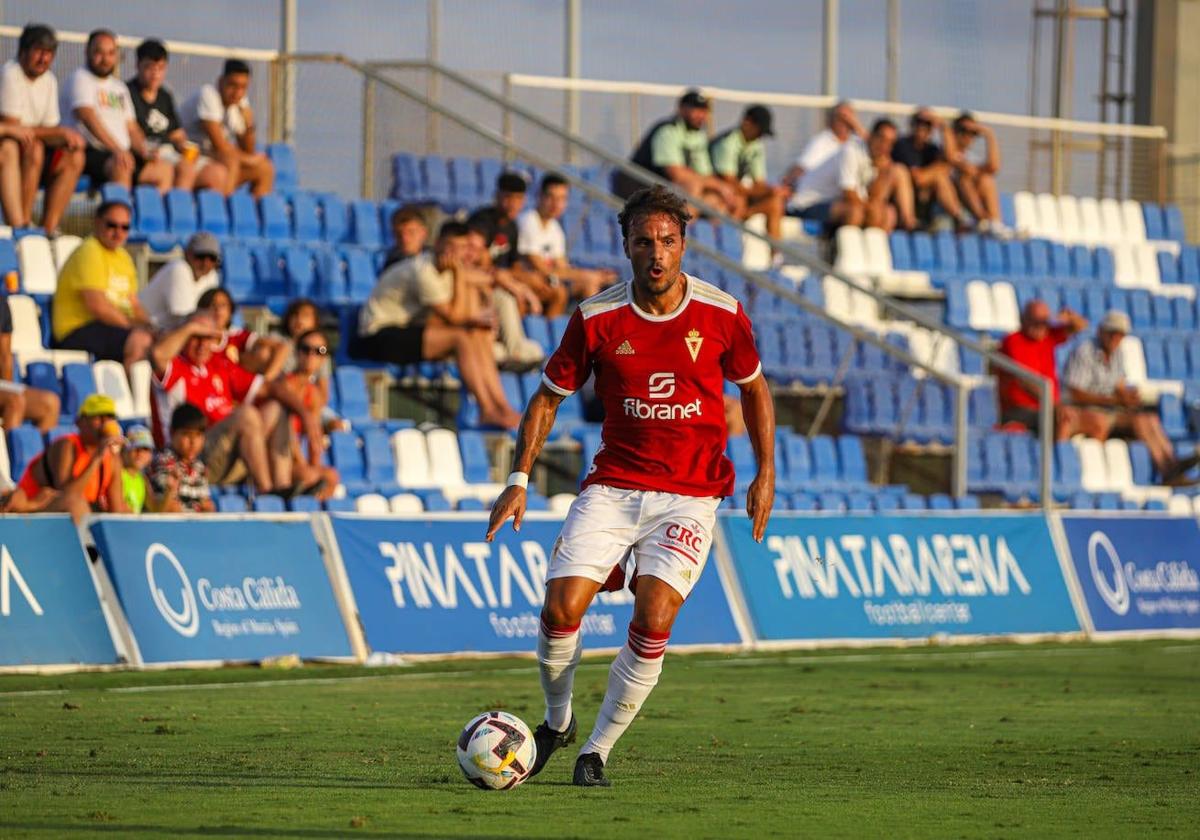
left=834, top=226, right=868, bottom=275
left=51, top=235, right=83, bottom=271
left=847, top=286, right=882, bottom=330
left=1013, top=191, right=1037, bottom=237
left=966, top=280, right=994, bottom=331
left=1103, top=439, right=1134, bottom=491
left=92, top=360, right=137, bottom=419
left=1057, top=194, right=1083, bottom=243
left=1077, top=197, right=1103, bottom=245
left=354, top=493, right=390, bottom=514
left=16, top=235, right=56, bottom=295
left=1034, top=193, right=1061, bottom=240
left=1167, top=495, right=1193, bottom=515
left=1120, top=335, right=1185, bottom=400
left=391, top=428, right=432, bottom=488
left=1076, top=437, right=1112, bottom=493
left=1112, top=243, right=1140, bottom=289
left=862, top=227, right=892, bottom=274
left=990, top=282, right=1020, bottom=333
left=7, top=294, right=44, bottom=353
left=426, top=428, right=466, bottom=488
left=1120, top=199, right=1147, bottom=243
left=129, top=360, right=153, bottom=418
left=1099, top=198, right=1125, bottom=244
left=0, top=430, right=12, bottom=490
left=388, top=493, right=424, bottom=514
left=822, top=276, right=853, bottom=323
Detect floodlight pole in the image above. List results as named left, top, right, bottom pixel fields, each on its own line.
left=565, top=0, right=582, bottom=164
left=823, top=0, right=839, bottom=97
left=280, top=0, right=296, bottom=144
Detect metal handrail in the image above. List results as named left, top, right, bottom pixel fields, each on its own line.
left=286, top=53, right=1055, bottom=506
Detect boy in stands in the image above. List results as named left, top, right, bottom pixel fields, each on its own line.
left=148, top=402, right=214, bottom=513
left=487, top=185, right=776, bottom=786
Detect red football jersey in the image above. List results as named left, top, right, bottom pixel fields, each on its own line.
left=542, top=275, right=761, bottom=497
left=150, top=354, right=264, bottom=447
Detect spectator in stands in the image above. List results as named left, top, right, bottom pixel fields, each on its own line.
left=996, top=299, right=1086, bottom=439
left=892, top=108, right=970, bottom=231
left=148, top=402, right=215, bottom=513
left=710, top=104, right=788, bottom=242
left=280, top=327, right=342, bottom=500
left=140, top=232, right=221, bottom=330
left=1065, top=311, right=1197, bottom=481
left=354, top=221, right=522, bottom=429
left=783, top=100, right=867, bottom=225
left=180, top=59, right=274, bottom=197
left=0, top=23, right=85, bottom=234
left=611, top=89, right=740, bottom=215
left=382, top=204, right=431, bottom=270
left=1, top=393, right=128, bottom=522
left=127, top=39, right=226, bottom=193
left=64, top=29, right=171, bottom=192
left=0, top=294, right=61, bottom=433
left=830, top=119, right=917, bottom=232
left=52, top=200, right=154, bottom=373
left=151, top=312, right=325, bottom=495
left=199, top=287, right=289, bottom=378
left=517, top=173, right=617, bottom=301
left=119, top=423, right=158, bottom=514
left=464, top=226, right=546, bottom=367
left=947, top=111, right=1010, bottom=237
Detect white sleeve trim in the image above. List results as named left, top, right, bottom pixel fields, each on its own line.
left=730, top=362, right=763, bottom=386
left=243, top=374, right=265, bottom=406
left=541, top=372, right=575, bottom=397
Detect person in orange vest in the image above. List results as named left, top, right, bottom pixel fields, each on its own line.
left=3, top=393, right=129, bottom=522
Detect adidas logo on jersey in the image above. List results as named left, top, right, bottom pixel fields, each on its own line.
left=615, top=340, right=635, bottom=355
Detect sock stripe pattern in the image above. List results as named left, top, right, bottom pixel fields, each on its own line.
left=540, top=618, right=580, bottom=639
left=538, top=616, right=583, bottom=733
left=627, top=623, right=670, bottom=659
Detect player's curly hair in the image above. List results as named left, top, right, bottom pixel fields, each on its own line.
left=617, top=185, right=690, bottom=240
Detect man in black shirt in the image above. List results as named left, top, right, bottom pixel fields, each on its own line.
left=891, top=107, right=969, bottom=230
left=127, top=39, right=225, bottom=192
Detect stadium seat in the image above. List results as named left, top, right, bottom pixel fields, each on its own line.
left=229, top=190, right=262, bottom=240
left=355, top=493, right=390, bottom=514
left=291, top=193, right=322, bottom=243
left=320, top=195, right=349, bottom=244
left=7, top=426, right=43, bottom=481
left=328, top=431, right=370, bottom=495
left=253, top=494, right=286, bottom=513
left=333, top=366, right=372, bottom=427
left=7, top=295, right=44, bottom=354
left=267, top=143, right=299, bottom=191
left=60, top=363, right=97, bottom=419
left=216, top=494, right=248, bottom=513
left=350, top=199, right=383, bottom=248
left=362, top=427, right=401, bottom=496
left=282, top=246, right=317, bottom=299
left=289, top=495, right=321, bottom=513
left=323, top=496, right=356, bottom=513
left=197, top=189, right=231, bottom=237
left=344, top=249, right=377, bottom=303
left=51, top=235, right=82, bottom=271
left=392, top=428, right=433, bottom=488
left=165, top=189, right=198, bottom=240
left=16, top=235, right=55, bottom=296
left=259, top=193, right=291, bottom=241
left=92, top=361, right=137, bottom=420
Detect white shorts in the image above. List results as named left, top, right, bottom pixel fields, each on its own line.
left=548, top=484, right=721, bottom=599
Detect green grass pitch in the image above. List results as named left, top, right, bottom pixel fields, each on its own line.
left=1, top=640, right=1197, bottom=838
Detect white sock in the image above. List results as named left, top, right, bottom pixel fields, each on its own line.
left=580, top=623, right=668, bottom=764
left=537, top=616, right=582, bottom=732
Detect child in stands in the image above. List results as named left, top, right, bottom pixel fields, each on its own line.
left=148, top=403, right=215, bottom=513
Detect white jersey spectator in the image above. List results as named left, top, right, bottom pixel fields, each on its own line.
left=788, top=131, right=866, bottom=211
left=62, top=66, right=134, bottom=150
left=516, top=207, right=566, bottom=261
left=179, top=82, right=247, bottom=156
left=140, top=232, right=222, bottom=330
left=0, top=58, right=60, bottom=127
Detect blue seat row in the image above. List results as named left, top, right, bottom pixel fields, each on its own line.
left=1011, top=282, right=1200, bottom=333
left=890, top=231, right=1116, bottom=286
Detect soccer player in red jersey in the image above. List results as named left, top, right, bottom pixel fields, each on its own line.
left=487, top=185, right=775, bottom=786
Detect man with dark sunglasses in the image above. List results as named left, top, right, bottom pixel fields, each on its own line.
left=52, top=199, right=153, bottom=374
left=948, top=111, right=1010, bottom=237
left=141, top=231, right=222, bottom=330
left=892, top=107, right=971, bottom=231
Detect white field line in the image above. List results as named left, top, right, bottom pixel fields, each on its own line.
left=2, top=643, right=1195, bottom=699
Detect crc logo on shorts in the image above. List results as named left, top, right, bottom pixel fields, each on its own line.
left=656, top=518, right=708, bottom=566
left=145, top=542, right=201, bottom=637
left=1087, top=531, right=1129, bottom=616
left=648, top=372, right=676, bottom=399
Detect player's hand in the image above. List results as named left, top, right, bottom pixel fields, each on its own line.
left=486, top=486, right=527, bottom=541
left=746, top=472, right=775, bottom=543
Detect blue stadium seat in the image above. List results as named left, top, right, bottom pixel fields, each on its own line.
left=845, top=492, right=874, bottom=513
left=1004, top=240, right=1029, bottom=277
left=837, top=435, right=868, bottom=485
left=980, top=236, right=1006, bottom=276
left=790, top=491, right=818, bottom=511
left=289, top=495, right=321, bottom=513
left=267, top=143, right=299, bottom=192
left=899, top=493, right=927, bottom=510
left=1164, top=204, right=1186, bottom=242
left=328, top=431, right=369, bottom=495
left=958, top=234, right=982, bottom=276
left=420, top=155, right=454, bottom=206
left=216, top=494, right=248, bottom=513
left=377, top=199, right=400, bottom=247
left=1158, top=252, right=1180, bottom=285
left=196, top=189, right=231, bottom=237
left=253, top=494, right=286, bottom=513
left=1128, top=290, right=1153, bottom=330
left=933, top=232, right=960, bottom=275
left=1164, top=339, right=1189, bottom=380
left=478, top=158, right=503, bottom=196
left=1152, top=295, right=1175, bottom=330
left=910, top=232, right=935, bottom=271
left=45, top=424, right=75, bottom=445
left=1026, top=239, right=1050, bottom=277
left=457, top=497, right=485, bottom=511
left=419, top=489, right=452, bottom=511
left=132, top=185, right=173, bottom=250
left=1047, top=242, right=1071, bottom=279
left=324, top=496, right=356, bottom=512
left=344, top=249, right=377, bottom=303
left=320, top=195, right=349, bottom=244
left=350, top=200, right=383, bottom=249
left=1054, top=441, right=1083, bottom=496
left=1142, top=337, right=1167, bottom=380
left=1069, top=245, right=1095, bottom=279
left=875, top=494, right=900, bottom=512
left=1160, top=394, right=1188, bottom=440
left=954, top=493, right=981, bottom=510
left=165, top=188, right=198, bottom=239
left=362, top=427, right=400, bottom=496
left=927, top=493, right=954, bottom=510
left=221, top=243, right=255, bottom=302
left=1173, top=298, right=1196, bottom=332
left=810, top=435, right=839, bottom=486
left=291, top=193, right=322, bottom=243
left=969, top=386, right=997, bottom=429
left=391, top=153, right=420, bottom=200
left=1143, top=203, right=1165, bottom=240
left=456, top=430, right=491, bottom=484
left=816, top=491, right=846, bottom=512
left=333, top=366, right=372, bottom=427
left=7, top=426, right=43, bottom=480
left=101, top=183, right=131, bottom=207
left=282, top=246, right=317, bottom=299
left=248, top=243, right=284, bottom=300
left=24, top=361, right=59, bottom=399
left=258, top=193, right=291, bottom=241
left=1128, top=441, right=1155, bottom=486
left=315, top=252, right=349, bottom=304
left=228, top=190, right=261, bottom=240
left=1094, top=247, right=1116, bottom=285
left=783, top=434, right=811, bottom=486
left=449, top=157, right=481, bottom=205
left=61, top=363, right=96, bottom=418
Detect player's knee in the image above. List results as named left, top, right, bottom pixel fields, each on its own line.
left=540, top=602, right=581, bottom=631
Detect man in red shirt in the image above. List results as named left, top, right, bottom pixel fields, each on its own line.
left=996, top=299, right=1087, bottom=438
left=149, top=312, right=324, bottom=495
left=487, top=185, right=775, bottom=787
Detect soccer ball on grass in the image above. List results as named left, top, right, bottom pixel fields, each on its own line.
left=456, top=711, right=536, bottom=790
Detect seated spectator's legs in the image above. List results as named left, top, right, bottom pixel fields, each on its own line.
left=956, top=170, right=1001, bottom=225
left=3, top=482, right=92, bottom=524
left=0, top=138, right=25, bottom=227
left=423, top=322, right=521, bottom=428
left=58, top=322, right=152, bottom=374
left=1113, top=410, right=1177, bottom=475
left=243, top=154, right=274, bottom=198
left=864, top=169, right=900, bottom=231
left=910, top=161, right=964, bottom=223
left=85, top=148, right=134, bottom=190
left=0, top=387, right=61, bottom=433
left=888, top=164, right=917, bottom=231
left=289, top=437, right=339, bottom=500
left=511, top=264, right=568, bottom=318
left=194, top=157, right=228, bottom=193
left=203, top=403, right=274, bottom=493
left=37, top=144, right=85, bottom=234
left=136, top=156, right=173, bottom=193
left=124, top=327, right=153, bottom=373
left=739, top=183, right=786, bottom=241
left=1077, top=408, right=1115, bottom=442
left=1000, top=403, right=1078, bottom=441
left=255, top=399, right=295, bottom=491
left=172, top=154, right=197, bottom=191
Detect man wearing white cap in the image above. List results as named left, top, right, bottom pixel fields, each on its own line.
left=1065, top=310, right=1197, bottom=483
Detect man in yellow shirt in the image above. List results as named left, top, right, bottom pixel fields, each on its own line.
left=52, top=199, right=153, bottom=373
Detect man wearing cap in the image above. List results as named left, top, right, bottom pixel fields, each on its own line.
left=611, top=89, right=740, bottom=214
left=140, top=232, right=222, bottom=330
left=710, top=104, right=788, bottom=243
left=52, top=199, right=154, bottom=374
left=1, top=393, right=129, bottom=522
left=0, top=23, right=86, bottom=234
left=119, top=423, right=156, bottom=514
left=1065, top=311, right=1195, bottom=481
left=948, top=111, right=1010, bottom=237
left=997, top=299, right=1087, bottom=438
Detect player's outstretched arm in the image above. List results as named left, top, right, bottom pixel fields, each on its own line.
left=485, top=385, right=565, bottom=541
left=739, top=373, right=776, bottom=543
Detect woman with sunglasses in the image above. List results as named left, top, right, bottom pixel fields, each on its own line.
left=279, top=327, right=342, bottom=499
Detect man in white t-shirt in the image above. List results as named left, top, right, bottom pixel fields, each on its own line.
left=783, top=100, right=867, bottom=226
left=835, top=118, right=916, bottom=232
left=179, top=59, right=274, bottom=197
left=517, top=174, right=617, bottom=301
left=0, top=24, right=85, bottom=233
left=63, top=29, right=171, bottom=192
left=140, top=232, right=221, bottom=330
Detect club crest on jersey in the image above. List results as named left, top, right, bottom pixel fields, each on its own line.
left=685, top=328, right=703, bottom=362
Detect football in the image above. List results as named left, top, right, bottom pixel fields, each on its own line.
left=455, top=711, right=537, bottom=790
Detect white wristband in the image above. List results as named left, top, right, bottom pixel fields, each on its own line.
left=506, top=471, right=529, bottom=489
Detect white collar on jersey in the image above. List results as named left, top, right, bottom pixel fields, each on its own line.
left=627, top=272, right=694, bottom=322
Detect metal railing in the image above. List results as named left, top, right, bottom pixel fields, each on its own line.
left=286, top=53, right=1056, bottom=506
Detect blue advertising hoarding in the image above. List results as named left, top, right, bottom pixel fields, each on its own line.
left=91, top=516, right=353, bottom=665
left=1059, top=515, right=1200, bottom=633
left=721, top=513, right=1080, bottom=641
left=328, top=514, right=743, bottom=654
left=0, top=516, right=119, bottom=667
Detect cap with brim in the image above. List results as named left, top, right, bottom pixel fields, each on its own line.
left=679, top=89, right=710, bottom=109
left=78, top=393, right=118, bottom=418
left=745, top=104, right=774, bottom=136
left=185, top=231, right=222, bottom=260
left=1100, top=310, right=1131, bottom=334
left=125, top=424, right=155, bottom=449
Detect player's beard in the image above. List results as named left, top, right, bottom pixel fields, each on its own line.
left=636, top=262, right=679, bottom=298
